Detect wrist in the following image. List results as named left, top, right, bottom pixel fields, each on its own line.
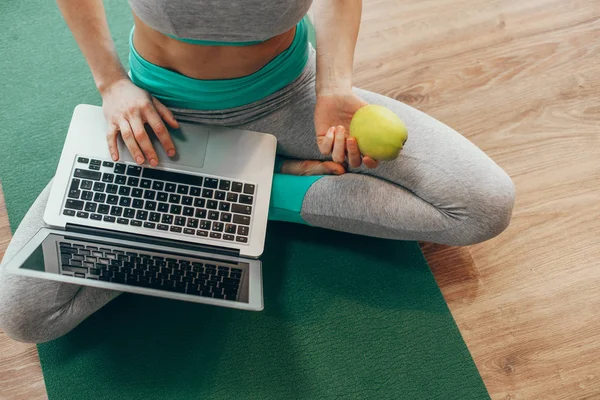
left=316, top=60, right=353, bottom=96
left=315, top=47, right=355, bottom=95
left=316, top=79, right=353, bottom=96
left=96, top=70, right=129, bottom=97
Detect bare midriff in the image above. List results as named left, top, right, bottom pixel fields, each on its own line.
left=131, top=13, right=297, bottom=80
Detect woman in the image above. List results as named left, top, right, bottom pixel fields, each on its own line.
left=0, top=0, right=514, bottom=343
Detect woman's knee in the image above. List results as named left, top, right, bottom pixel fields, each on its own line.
left=0, top=275, right=120, bottom=343
left=1, top=317, right=55, bottom=344
left=0, top=302, right=62, bottom=344
left=0, top=275, right=75, bottom=343
left=452, top=169, right=515, bottom=246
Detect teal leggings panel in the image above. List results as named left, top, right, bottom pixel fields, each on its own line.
left=269, top=157, right=324, bottom=225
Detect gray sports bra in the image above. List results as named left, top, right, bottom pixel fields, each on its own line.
left=128, top=0, right=313, bottom=44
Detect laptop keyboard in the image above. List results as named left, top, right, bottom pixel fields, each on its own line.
left=59, top=240, right=242, bottom=300
left=62, top=156, right=255, bottom=245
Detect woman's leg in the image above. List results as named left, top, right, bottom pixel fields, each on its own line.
left=237, top=86, right=515, bottom=246
left=0, top=183, right=120, bottom=343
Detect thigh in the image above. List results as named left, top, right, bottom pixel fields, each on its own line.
left=238, top=83, right=510, bottom=210
left=351, top=88, right=512, bottom=210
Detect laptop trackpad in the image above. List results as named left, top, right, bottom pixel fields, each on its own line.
left=117, top=123, right=209, bottom=169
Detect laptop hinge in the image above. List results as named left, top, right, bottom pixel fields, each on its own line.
left=65, top=223, right=240, bottom=258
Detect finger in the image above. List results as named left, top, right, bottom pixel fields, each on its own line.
left=129, top=112, right=159, bottom=166
left=317, top=126, right=335, bottom=155
left=331, top=125, right=347, bottom=164
left=143, top=105, right=177, bottom=158
left=152, top=97, right=180, bottom=129
left=346, top=137, right=362, bottom=168
left=106, top=123, right=120, bottom=161
left=363, top=156, right=379, bottom=169
left=118, top=119, right=145, bottom=165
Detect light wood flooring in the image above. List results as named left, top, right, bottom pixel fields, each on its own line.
left=1, top=0, right=599, bottom=398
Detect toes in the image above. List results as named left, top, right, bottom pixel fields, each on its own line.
left=304, top=161, right=345, bottom=175
left=280, top=160, right=346, bottom=176
left=320, top=161, right=346, bottom=175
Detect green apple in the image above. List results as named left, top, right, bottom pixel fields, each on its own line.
left=349, top=105, right=408, bottom=161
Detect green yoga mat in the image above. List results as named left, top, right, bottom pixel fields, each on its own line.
left=0, top=1, right=489, bottom=399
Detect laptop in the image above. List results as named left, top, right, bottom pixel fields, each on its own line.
left=2, top=104, right=277, bottom=311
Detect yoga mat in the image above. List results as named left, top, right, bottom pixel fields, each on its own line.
left=0, top=1, right=489, bottom=399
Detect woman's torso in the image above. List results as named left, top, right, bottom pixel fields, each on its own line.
left=129, top=0, right=312, bottom=80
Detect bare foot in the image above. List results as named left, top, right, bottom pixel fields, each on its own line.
left=280, top=160, right=346, bottom=176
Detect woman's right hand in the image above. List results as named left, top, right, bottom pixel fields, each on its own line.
left=101, top=78, right=179, bottom=166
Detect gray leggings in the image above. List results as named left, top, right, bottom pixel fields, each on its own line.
left=0, top=48, right=514, bottom=343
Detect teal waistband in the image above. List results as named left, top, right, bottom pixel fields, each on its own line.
left=166, top=35, right=264, bottom=47
left=129, top=17, right=309, bottom=110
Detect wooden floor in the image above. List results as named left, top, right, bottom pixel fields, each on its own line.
left=1, top=0, right=599, bottom=399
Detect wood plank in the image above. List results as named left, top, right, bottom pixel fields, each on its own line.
left=364, top=0, right=600, bottom=398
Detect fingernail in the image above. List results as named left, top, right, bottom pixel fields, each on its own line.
left=167, top=149, right=176, bottom=157
left=136, top=156, right=144, bottom=164
left=326, top=128, right=334, bottom=140
left=150, top=158, right=158, bottom=166
left=111, top=154, right=118, bottom=161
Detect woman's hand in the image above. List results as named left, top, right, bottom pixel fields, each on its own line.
left=101, top=78, right=179, bottom=166
left=314, top=90, right=379, bottom=169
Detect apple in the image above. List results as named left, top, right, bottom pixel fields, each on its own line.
left=349, top=105, right=408, bottom=161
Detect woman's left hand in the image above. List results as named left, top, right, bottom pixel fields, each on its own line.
left=314, top=90, right=379, bottom=169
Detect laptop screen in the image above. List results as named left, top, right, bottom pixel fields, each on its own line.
left=18, top=232, right=250, bottom=303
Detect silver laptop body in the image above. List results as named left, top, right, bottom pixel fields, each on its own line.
left=4, top=104, right=277, bottom=311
